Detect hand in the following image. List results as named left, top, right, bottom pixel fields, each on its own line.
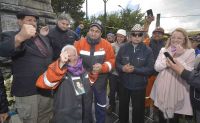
left=145, top=16, right=155, bottom=25
left=0, top=113, right=8, bottom=122
left=40, top=26, right=49, bottom=36
left=174, top=45, right=185, bottom=57
left=122, top=63, right=134, bottom=73
left=92, top=63, right=102, bottom=74
left=59, top=50, right=69, bottom=68
left=166, top=58, right=185, bottom=75
left=16, top=24, right=36, bottom=42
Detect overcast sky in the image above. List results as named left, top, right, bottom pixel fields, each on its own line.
left=81, top=0, right=200, bottom=34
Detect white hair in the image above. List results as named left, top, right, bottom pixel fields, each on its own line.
left=61, top=45, right=78, bottom=56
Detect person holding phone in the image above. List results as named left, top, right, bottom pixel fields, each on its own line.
left=150, top=28, right=195, bottom=123
left=166, top=55, right=200, bottom=123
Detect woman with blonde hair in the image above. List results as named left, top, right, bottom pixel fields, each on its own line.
left=150, top=28, right=195, bottom=123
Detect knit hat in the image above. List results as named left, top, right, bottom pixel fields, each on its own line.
left=131, top=24, right=145, bottom=32
left=153, top=27, right=165, bottom=34
left=117, top=29, right=126, bottom=36
left=90, top=23, right=103, bottom=32
left=107, top=32, right=114, bottom=36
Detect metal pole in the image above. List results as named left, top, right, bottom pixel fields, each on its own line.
left=156, top=14, right=161, bottom=27
left=103, top=0, right=108, bottom=37
left=86, top=0, right=88, bottom=19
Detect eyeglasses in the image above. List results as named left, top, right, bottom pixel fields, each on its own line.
left=131, top=32, right=143, bottom=37
left=171, top=36, right=185, bottom=41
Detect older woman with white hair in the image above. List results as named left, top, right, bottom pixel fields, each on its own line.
left=36, top=45, right=90, bottom=123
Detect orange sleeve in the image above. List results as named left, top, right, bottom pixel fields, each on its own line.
left=36, top=60, right=67, bottom=89
left=101, top=41, right=115, bottom=73
left=74, top=39, right=81, bottom=55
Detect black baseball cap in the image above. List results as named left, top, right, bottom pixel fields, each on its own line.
left=16, top=9, right=39, bottom=19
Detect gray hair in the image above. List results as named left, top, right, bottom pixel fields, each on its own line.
left=61, top=45, right=78, bottom=56
left=57, top=13, right=70, bottom=22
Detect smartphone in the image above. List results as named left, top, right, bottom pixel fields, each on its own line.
left=164, top=52, right=176, bottom=64
left=147, top=9, right=153, bottom=16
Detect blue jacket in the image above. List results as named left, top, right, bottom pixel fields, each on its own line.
left=0, top=69, right=9, bottom=114
left=116, top=42, right=154, bottom=90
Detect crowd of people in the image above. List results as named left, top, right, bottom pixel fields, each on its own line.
left=0, top=8, right=200, bottom=123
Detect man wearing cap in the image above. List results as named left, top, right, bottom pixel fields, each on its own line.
left=74, top=22, right=115, bottom=123
left=149, top=27, right=165, bottom=61
left=116, top=24, right=154, bottom=123
left=0, top=9, right=53, bottom=123
left=107, top=29, right=127, bottom=114
left=48, top=13, right=79, bottom=61
left=106, top=32, right=115, bottom=43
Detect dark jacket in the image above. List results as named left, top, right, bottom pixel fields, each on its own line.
left=149, top=38, right=165, bottom=60
left=48, top=26, right=79, bottom=60
left=0, top=31, right=53, bottom=97
left=149, top=38, right=165, bottom=75
left=116, top=42, right=154, bottom=90
left=0, top=69, right=9, bottom=114
left=181, top=62, right=200, bottom=110
left=52, top=72, right=90, bottom=123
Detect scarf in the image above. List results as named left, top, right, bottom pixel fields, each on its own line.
left=86, top=36, right=101, bottom=46
left=66, top=58, right=85, bottom=76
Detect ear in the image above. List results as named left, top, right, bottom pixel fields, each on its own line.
left=17, top=19, right=23, bottom=26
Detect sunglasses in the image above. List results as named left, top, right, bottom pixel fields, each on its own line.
left=131, top=32, right=144, bottom=37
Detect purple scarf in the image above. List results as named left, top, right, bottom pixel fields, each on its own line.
left=66, top=58, right=85, bottom=76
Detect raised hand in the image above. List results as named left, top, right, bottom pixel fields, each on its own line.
left=174, top=44, right=185, bottom=57
left=17, top=24, right=36, bottom=41
left=59, top=50, right=69, bottom=68
left=40, top=26, right=49, bottom=36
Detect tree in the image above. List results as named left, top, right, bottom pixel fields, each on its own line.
left=93, top=8, right=145, bottom=37
left=51, top=0, right=85, bottom=27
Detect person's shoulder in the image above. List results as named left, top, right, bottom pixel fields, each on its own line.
left=186, top=48, right=195, bottom=52
left=101, top=38, right=110, bottom=44
left=117, top=42, right=129, bottom=51
left=1, top=31, right=17, bottom=36
left=67, top=29, right=78, bottom=35
left=142, top=43, right=151, bottom=50
left=74, top=38, right=87, bottom=46
left=0, top=31, right=18, bottom=39
left=48, top=26, right=57, bottom=35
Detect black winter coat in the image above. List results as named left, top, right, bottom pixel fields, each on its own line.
left=52, top=72, right=90, bottom=123
left=48, top=26, right=79, bottom=60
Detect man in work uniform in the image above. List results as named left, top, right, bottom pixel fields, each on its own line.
left=74, top=23, right=115, bottom=123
